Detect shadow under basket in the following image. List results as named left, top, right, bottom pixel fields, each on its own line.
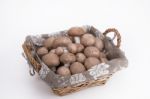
left=22, top=26, right=128, bottom=96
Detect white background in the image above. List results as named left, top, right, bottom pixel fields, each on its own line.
left=0, top=0, right=150, bottom=99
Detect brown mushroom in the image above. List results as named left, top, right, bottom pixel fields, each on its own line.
left=67, top=43, right=77, bottom=53
left=76, top=43, right=84, bottom=52
left=60, top=53, right=76, bottom=67
left=55, top=47, right=64, bottom=55
left=43, top=36, right=55, bottom=49
left=84, top=46, right=100, bottom=58
left=70, top=62, right=86, bottom=74
left=37, top=47, right=48, bottom=56
left=52, top=36, right=72, bottom=48
left=68, top=27, right=85, bottom=43
left=56, top=66, right=71, bottom=76
left=84, top=57, right=101, bottom=69
left=81, top=34, right=96, bottom=46
left=94, top=38, right=104, bottom=51
left=42, top=53, right=60, bottom=68
left=76, top=53, right=86, bottom=63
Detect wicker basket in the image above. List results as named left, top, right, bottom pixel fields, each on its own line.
left=22, top=26, right=128, bottom=96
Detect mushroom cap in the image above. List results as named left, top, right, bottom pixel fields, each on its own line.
left=56, top=66, right=71, bottom=76
left=43, top=37, right=55, bottom=49
left=70, top=62, right=86, bottom=74
left=76, top=44, right=84, bottom=52
left=52, top=36, right=72, bottom=48
left=76, top=53, right=86, bottom=63
left=84, top=57, right=101, bottom=69
left=67, top=43, right=77, bottom=53
left=42, top=53, right=60, bottom=68
left=84, top=46, right=100, bottom=58
left=55, top=47, right=64, bottom=55
left=37, top=47, right=48, bottom=56
left=60, top=53, right=76, bottom=64
left=81, top=34, right=96, bottom=46
left=68, top=27, right=85, bottom=36
left=94, top=38, right=104, bottom=51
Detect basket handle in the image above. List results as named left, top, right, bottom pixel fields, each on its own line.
left=103, top=28, right=121, bottom=48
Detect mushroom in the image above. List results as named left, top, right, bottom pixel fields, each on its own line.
left=84, top=46, right=100, bottom=58
left=84, top=57, right=101, bottom=69
left=60, top=53, right=76, bottom=67
left=94, top=38, right=104, bottom=51
left=81, top=34, right=96, bottom=46
left=56, top=66, right=71, bottom=76
left=67, top=43, right=77, bottom=53
left=55, top=47, right=64, bottom=55
left=68, top=27, right=85, bottom=43
left=43, top=36, right=55, bottom=49
left=52, top=36, right=72, bottom=48
left=37, top=47, right=48, bottom=56
left=42, top=53, right=60, bottom=68
left=76, top=43, right=84, bottom=52
left=70, top=62, right=86, bottom=74
left=76, top=53, right=86, bottom=63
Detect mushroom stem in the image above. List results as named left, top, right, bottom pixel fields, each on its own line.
left=61, top=47, right=70, bottom=67
left=64, top=63, right=70, bottom=67
left=63, top=47, right=68, bottom=53
left=74, top=36, right=80, bottom=43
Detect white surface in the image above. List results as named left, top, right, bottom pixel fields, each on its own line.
left=0, top=0, right=150, bottom=99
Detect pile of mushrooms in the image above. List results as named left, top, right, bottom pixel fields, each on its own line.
left=36, top=27, right=108, bottom=76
